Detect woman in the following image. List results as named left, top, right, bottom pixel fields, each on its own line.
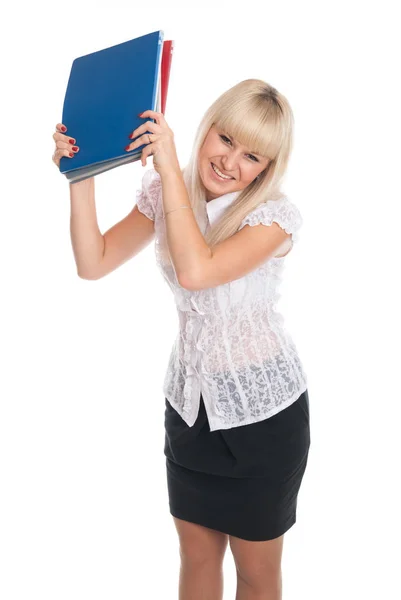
left=52, top=78, right=311, bottom=600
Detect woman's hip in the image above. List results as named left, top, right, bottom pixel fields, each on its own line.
left=164, top=389, right=310, bottom=479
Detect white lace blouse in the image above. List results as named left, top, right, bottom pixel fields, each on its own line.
left=136, top=168, right=308, bottom=431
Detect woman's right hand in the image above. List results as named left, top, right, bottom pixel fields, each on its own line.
left=52, top=123, right=80, bottom=169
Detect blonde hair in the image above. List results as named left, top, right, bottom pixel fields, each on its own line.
left=182, top=79, right=294, bottom=248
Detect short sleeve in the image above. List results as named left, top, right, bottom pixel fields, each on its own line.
left=135, top=168, right=162, bottom=221
left=238, top=196, right=303, bottom=243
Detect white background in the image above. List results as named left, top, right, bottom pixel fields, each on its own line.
left=1, top=1, right=400, bottom=598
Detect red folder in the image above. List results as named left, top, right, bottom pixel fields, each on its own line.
left=161, top=40, right=174, bottom=115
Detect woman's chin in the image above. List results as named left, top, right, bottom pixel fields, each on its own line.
left=205, top=182, right=231, bottom=200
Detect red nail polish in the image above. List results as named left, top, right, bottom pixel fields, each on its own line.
left=69, top=139, right=75, bottom=144
left=61, top=126, right=67, bottom=132
left=125, top=145, right=131, bottom=151
left=138, top=113, right=144, bottom=117
left=69, top=152, right=74, bottom=157
left=72, top=146, right=78, bottom=152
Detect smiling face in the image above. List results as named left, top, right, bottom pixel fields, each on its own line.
left=198, top=125, right=271, bottom=201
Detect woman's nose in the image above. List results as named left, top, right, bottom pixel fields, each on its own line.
left=221, top=151, right=240, bottom=172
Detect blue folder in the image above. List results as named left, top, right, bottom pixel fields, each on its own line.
left=59, top=30, right=164, bottom=183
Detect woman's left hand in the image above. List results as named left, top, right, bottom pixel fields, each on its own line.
left=126, top=110, right=180, bottom=175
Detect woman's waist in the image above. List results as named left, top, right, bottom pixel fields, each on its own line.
left=174, top=341, right=299, bottom=376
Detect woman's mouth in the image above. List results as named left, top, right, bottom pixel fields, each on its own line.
left=210, top=162, right=235, bottom=182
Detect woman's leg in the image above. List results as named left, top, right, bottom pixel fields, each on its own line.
left=229, top=533, right=284, bottom=600
left=173, top=516, right=229, bottom=600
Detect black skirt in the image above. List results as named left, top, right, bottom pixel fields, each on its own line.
left=164, top=390, right=311, bottom=542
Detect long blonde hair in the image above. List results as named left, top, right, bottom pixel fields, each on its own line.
left=182, top=79, right=294, bottom=249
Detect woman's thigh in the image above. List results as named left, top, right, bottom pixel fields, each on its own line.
left=173, top=516, right=229, bottom=565
left=229, top=533, right=284, bottom=586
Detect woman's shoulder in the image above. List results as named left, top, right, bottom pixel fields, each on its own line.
left=141, top=168, right=162, bottom=196
left=239, top=194, right=303, bottom=237
left=135, top=169, right=162, bottom=222
left=265, top=195, right=303, bottom=231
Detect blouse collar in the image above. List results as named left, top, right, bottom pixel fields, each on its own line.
left=205, top=191, right=241, bottom=226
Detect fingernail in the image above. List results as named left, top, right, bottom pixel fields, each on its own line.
left=69, top=152, right=74, bottom=157
left=138, top=113, right=144, bottom=117
left=72, top=146, right=79, bottom=152
left=61, top=126, right=67, bottom=132
left=69, top=139, right=75, bottom=144
left=125, top=145, right=131, bottom=151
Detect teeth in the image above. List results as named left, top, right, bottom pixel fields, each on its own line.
left=212, top=163, right=233, bottom=180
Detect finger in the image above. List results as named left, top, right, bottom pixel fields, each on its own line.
left=52, top=147, right=76, bottom=166
left=126, top=133, right=155, bottom=152
left=53, top=131, right=78, bottom=147
left=140, top=144, right=154, bottom=167
left=129, top=120, right=162, bottom=140
left=53, top=147, right=76, bottom=159
left=56, top=140, right=80, bottom=153
left=139, top=110, right=165, bottom=125
left=55, top=123, right=68, bottom=133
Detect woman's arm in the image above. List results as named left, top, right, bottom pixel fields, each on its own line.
left=70, top=178, right=103, bottom=278
left=70, top=178, right=155, bottom=280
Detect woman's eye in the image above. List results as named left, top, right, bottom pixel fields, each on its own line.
left=220, top=134, right=258, bottom=162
